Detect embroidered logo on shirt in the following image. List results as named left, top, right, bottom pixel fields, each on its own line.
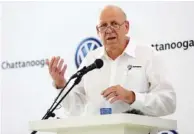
left=127, top=64, right=142, bottom=70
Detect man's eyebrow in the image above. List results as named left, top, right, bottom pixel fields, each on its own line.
left=98, top=22, right=106, bottom=26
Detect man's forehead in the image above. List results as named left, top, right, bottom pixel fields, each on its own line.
left=98, top=7, right=126, bottom=22
left=97, top=15, right=125, bottom=25
left=100, top=10, right=124, bottom=18
left=98, top=18, right=120, bottom=24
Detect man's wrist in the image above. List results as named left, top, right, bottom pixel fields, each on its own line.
left=128, top=91, right=136, bottom=104
left=53, top=81, right=65, bottom=89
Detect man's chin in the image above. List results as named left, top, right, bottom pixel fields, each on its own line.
left=104, top=43, right=118, bottom=50
left=107, top=42, right=117, bottom=46
left=106, top=40, right=118, bottom=45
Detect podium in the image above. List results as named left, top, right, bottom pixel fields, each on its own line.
left=29, top=113, right=177, bottom=134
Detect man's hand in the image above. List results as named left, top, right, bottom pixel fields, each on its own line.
left=101, top=85, right=135, bottom=104
left=46, top=56, right=67, bottom=89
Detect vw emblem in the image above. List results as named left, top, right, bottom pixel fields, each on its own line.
left=158, top=130, right=178, bottom=134
left=75, top=37, right=102, bottom=68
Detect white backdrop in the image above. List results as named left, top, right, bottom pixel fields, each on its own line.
left=1, top=1, right=194, bottom=134
left=0, top=3, right=2, bottom=134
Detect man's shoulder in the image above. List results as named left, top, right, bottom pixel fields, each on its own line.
left=135, top=45, right=154, bottom=55
left=85, top=47, right=103, bottom=59
left=133, top=45, right=161, bottom=65
left=80, top=47, right=103, bottom=67
left=135, top=45, right=159, bottom=58
left=89, top=46, right=104, bottom=55
left=135, top=45, right=164, bottom=66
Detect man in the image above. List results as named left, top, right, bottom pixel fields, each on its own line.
left=46, top=5, right=176, bottom=117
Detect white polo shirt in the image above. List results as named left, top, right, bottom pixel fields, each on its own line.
left=59, top=42, right=176, bottom=117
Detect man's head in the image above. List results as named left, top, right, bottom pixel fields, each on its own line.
left=96, top=5, right=129, bottom=52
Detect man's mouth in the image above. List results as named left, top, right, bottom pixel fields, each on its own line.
left=107, top=37, right=116, bottom=40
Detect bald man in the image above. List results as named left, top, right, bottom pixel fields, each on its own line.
left=46, top=5, right=176, bottom=117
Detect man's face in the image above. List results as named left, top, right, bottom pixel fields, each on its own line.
left=96, top=9, right=129, bottom=51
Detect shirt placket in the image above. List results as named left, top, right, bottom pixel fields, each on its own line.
left=109, top=59, right=119, bottom=87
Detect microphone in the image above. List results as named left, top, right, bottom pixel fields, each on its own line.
left=70, top=59, right=103, bottom=79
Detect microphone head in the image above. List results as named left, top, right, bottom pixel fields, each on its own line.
left=95, top=59, right=103, bottom=69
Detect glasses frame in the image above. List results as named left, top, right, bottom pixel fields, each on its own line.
left=97, top=20, right=126, bottom=33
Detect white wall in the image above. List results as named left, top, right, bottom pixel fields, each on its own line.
left=1, top=1, right=194, bottom=134
left=0, top=4, right=2, bottom=132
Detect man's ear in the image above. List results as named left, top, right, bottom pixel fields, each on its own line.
left=125, top=21, right=130, bottom=34
left=96, top=26, right=100, bottom=36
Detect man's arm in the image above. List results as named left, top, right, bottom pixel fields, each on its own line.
left=130, top=51, right=176, bottom=116
left=49, top=56, right=87, bottom=116
left=58, top=78, right=87, bottom=116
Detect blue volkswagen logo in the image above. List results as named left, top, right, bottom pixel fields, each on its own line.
left=158, top=130, right=178, bottom=134
left=75, top=37, right=102, bottom=68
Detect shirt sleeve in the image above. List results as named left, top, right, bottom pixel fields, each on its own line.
left=55, top=60, right=88, bottom=116
left=130, top=50, right=176, bottom=117
left=59, top=77, right=87, bottom=116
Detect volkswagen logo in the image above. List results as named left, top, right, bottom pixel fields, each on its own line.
left=75, top=37, right=102, bottom=68
left=158, top=130, right=178, bottom=134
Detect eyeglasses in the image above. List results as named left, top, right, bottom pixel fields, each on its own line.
left=97, top=21, right=126, bottom=33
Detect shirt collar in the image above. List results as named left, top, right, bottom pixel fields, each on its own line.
left=123, top=38, right=136, bottom=58
left=98, top=37, right=136, bottom=58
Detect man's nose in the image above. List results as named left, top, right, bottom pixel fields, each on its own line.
left=105, top=26, right=114, bottom=34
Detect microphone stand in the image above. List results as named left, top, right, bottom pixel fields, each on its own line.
left=41, top=66, right=86, bottom=120
left=31, top=72, right=84, bottom=134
